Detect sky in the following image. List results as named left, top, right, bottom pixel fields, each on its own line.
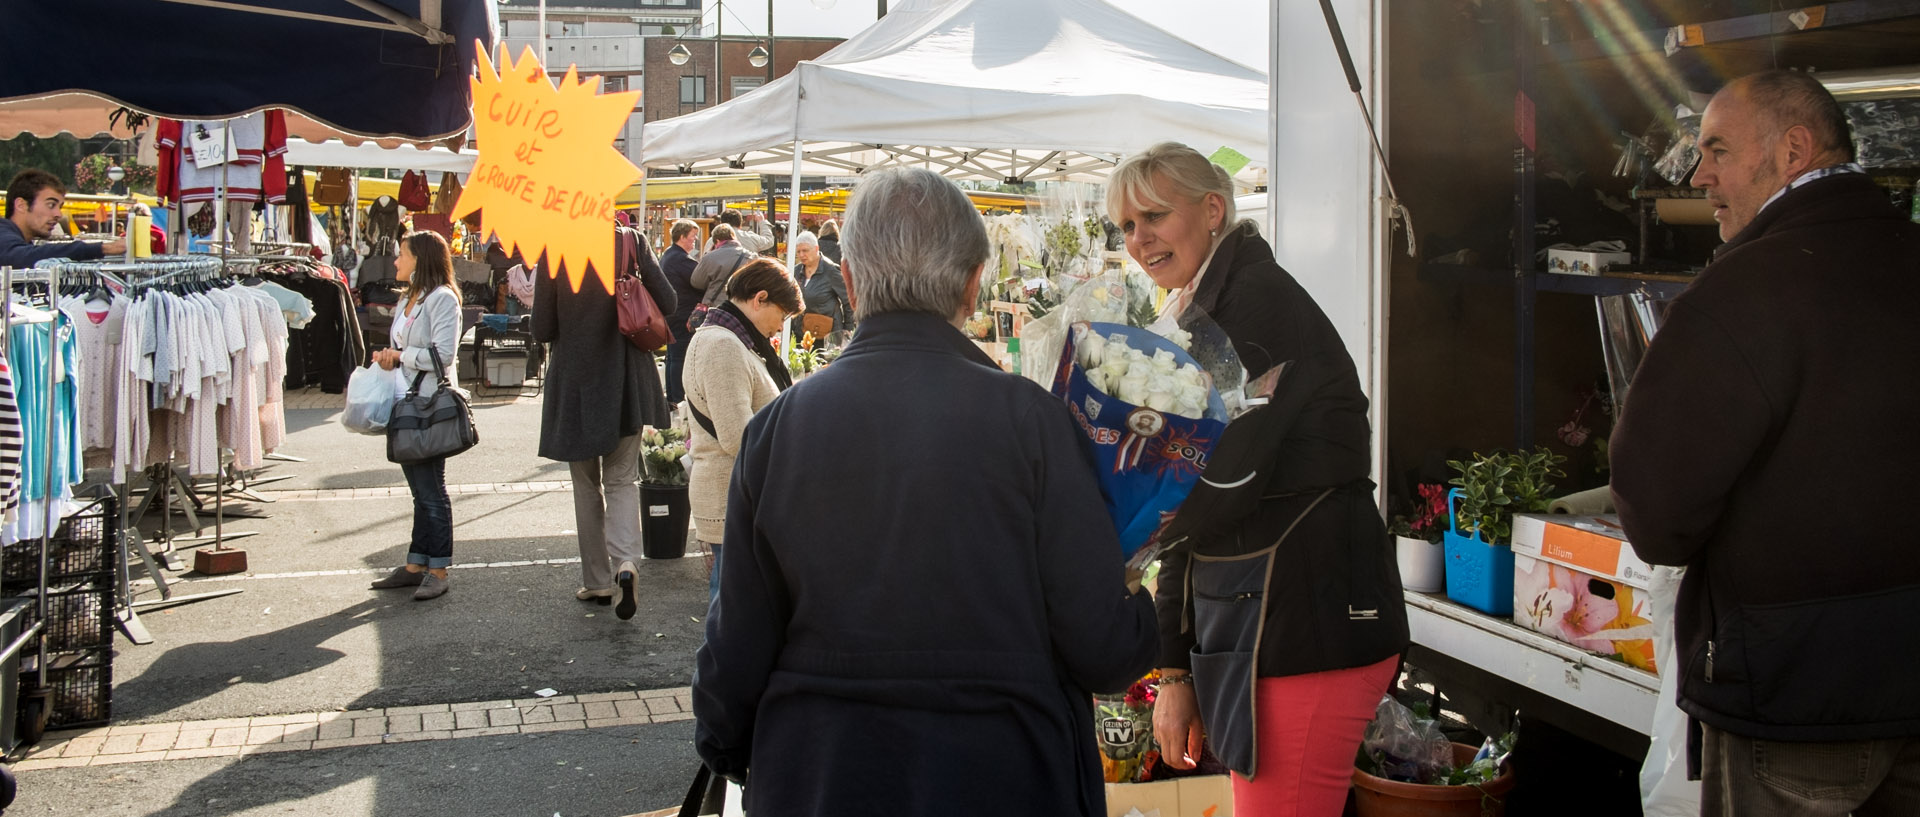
left=712, top=0, right=1270, bottom=71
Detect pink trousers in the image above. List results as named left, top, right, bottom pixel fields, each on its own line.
left=1230, top=655, right=1400, bottom=817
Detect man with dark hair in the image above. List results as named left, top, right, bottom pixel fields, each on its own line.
left=661, top=218, right=703, bottom=404
left=3, top=169, right=125, bottom=267
left=1612, top=69, right=1920, bottom=815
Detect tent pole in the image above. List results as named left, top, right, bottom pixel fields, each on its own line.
left=782, top=139, right=802, bottom=355
left=637, top=173, right=649, bottom=246
left=537, top=0, right=547, bottom=61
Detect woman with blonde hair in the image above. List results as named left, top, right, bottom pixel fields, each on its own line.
left=1110, top=142, right=1408, bottom=816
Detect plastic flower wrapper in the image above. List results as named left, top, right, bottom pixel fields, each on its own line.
left=1358, top=695, right=1455, bottom=784
left=641, top=426, right=690, bottom=486
left=1095, top=671, right=1160, bottom=783
left=1021, top=261, right=1162, bottom=391
left=1050, top=311, right=1243, bottom=571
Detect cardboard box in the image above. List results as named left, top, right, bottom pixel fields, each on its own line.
left=1510, top=515, right=1653, bottom=586
left=1546, top=248, right=1631, bottom=276
left=1511, top=515, right=1661, bottom=673
left=1105, top=775, right=1232, bottom=817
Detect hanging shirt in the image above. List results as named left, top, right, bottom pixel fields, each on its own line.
left=0, top=360, right=20, bottom=516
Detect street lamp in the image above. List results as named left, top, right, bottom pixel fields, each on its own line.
left=667, top=42, right=691, bottom=65
left=747, top=45, right=768, bottom=68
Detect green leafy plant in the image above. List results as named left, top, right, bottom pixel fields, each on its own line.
left=641, top=427, right=689, bottom=487
left=1445, top=447, right=1567, bottom=545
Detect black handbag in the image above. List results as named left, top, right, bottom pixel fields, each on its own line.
left=386, top=347, right=479, bottom=464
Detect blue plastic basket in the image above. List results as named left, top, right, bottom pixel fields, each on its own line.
left=1443, top=487, right=1514, bottom=616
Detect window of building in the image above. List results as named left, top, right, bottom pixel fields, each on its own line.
left=731, top=76, right=764, bottom=96
left=680, top=76, right=706, bottom=105
left=604, top=76, right=627, bottom=93
left=561, top=21, right=585, bottom=36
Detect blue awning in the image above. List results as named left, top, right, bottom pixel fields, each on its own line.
left=0, top=0, right=496, bottom=141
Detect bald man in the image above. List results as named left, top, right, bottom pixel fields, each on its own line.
left=1612, top=70, right=1920, bottom=816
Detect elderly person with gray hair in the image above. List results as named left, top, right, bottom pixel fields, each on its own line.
left=790, top=229, right=853, bottom=335
left=692, top=167, right=1157, bottom=816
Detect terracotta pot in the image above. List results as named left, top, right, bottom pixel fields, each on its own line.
left=1351, top=742, right=1515, bottom=817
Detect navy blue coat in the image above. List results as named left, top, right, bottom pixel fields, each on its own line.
left=694, top=311, right=1158, bottom=816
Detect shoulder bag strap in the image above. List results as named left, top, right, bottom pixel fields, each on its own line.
left=686, top=399, right=719, bottom=440
left=1181, top=486, right=1337, bottom=636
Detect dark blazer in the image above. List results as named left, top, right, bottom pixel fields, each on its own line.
left=1155, top=222, right=1408, bottom=677
left=794, top=257, right=852, bottom=333
left=532, top=232, right=674, bottom=462
left=661, top=243, right=701, bottom=342
left=0, top=219, right=105, bottom=268
left=694, top=311, right=1157, bottom=817
left=817, top=235, right=841, bottom=265
left=1612, top=172, right=1920, bottom=742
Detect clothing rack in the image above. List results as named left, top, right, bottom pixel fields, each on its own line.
left=2, top=262, right=71, bottom=722
left=28, top=256, right=247, bottom=643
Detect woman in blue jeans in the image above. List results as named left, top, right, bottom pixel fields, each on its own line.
left=368, top=231, right=463, bottom=601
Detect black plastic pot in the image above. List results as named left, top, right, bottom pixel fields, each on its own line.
left=640, top=484, right=691, bottom=559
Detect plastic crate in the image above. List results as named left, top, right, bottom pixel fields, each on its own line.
left=1442, top=488, right=1515, bottom=616
left=1, top=494, right=118, bottom=586
left=8, top=585, right=114, bottom=653
left=21, top=649, right=111, bottom=730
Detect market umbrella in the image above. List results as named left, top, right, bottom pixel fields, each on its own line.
left=0, top=0, right=496, bottom=142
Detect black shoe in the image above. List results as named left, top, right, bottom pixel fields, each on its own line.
left=615, top=562, right=638, bottom=621
left=370, top=566, right=426, bottom=589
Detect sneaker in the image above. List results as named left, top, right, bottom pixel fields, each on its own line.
left=615, top=562, right=638, bottom=621
left=370, top=566, right=425, bottom=589
left=413, top=572, right=450, bottom=601
left=576, top=586, right=614, bottom=606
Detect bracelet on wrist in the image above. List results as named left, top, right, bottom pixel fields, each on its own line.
left=1157, top=673, right=1194, bottom=686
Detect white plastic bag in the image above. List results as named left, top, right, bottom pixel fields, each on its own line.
left=341, top=364, right=397, bottom=435
left=1641, top=565, right=1702, bottom=815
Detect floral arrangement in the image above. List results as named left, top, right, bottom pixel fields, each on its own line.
left=1389, top=483, right=1450, bottom=544
left=1072, top=326, right=1209, bottom=419
left=1096, top=671, right=1159, bottom=783
left=787, top=331, right=830, bottom=378
left=640, top=426, right=689, bottom=487
left=72, top=154, right=156, bottom=195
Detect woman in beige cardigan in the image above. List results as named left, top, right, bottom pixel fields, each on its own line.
left=683, top=259, right=799, bottom=596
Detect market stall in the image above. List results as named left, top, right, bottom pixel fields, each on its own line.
left=1268, top=0, right=1920, bottom=811
left=0, top=0, right=497, bottom=745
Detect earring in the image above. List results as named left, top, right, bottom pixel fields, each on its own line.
left=1209, top=229, right=1217, bottom=238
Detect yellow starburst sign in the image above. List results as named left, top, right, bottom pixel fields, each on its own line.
left=449, top=42, right=641, bottom=293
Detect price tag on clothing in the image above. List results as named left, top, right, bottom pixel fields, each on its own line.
left=190, top=123, right=228, bottom=168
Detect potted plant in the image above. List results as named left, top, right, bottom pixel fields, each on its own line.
left=1351, top=696, right=1517, bottom=817
left=1388, top=483, right=1450, bottom=593
left=1441, top=447, right=1566, bottom=615
left=639, top=427, right=691, bottom=560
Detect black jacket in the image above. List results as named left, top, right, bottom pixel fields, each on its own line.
left=693, top=312, right=1157, bottom=817
left=532, top=236, right=674, bottom=462
left=0, top=219, right=105, bottom=268
left=1155, top=222, right=1408, bottom=677
left=794, top=257, right=852, bottom=333
left=1612, top=172, right=1920, bottom=742
left=661, top=243, right=701, bottom=342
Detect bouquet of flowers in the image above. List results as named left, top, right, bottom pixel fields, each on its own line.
left=640, top=426, right=689, bottom=487
left=1096, top=671, right=1160, bottom=783
left=1051, top=319, right=1237, bottom=570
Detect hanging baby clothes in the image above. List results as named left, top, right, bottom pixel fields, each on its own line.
left=57, top=295, right=116, bottom=470
left=5, top=313, right=83, bottom=544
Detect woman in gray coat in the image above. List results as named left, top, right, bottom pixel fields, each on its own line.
left=533, top=225, right=676, bottom=620
left=368, top=231, right=463, bottom=601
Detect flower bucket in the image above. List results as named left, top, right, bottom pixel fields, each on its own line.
left=1396, top=535, right=1446, bottom=594
left=1352, top=742, right=1515, bottom=817
left=1442, top=488, right=1513, bottom=615
left=640, top=484, right=690, bottom=559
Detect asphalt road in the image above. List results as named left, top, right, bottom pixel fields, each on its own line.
left=12, top=394, right=714, bottom=817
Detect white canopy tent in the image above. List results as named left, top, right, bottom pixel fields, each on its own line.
left=282, top=140, right=478, bottom=174
left=637, top=0, right=1269, bottom=185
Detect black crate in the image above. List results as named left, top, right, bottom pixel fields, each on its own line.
left=8, top=585, right=113, bottom=654
left=20, top=649, right=111, bottom=730
left=1, top=494, right=119, bottom=587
